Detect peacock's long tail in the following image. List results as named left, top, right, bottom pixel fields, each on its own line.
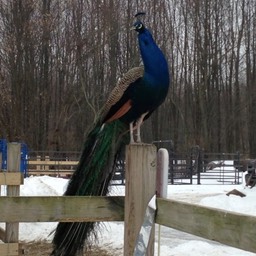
left=51, top=120, right=128, bottom=256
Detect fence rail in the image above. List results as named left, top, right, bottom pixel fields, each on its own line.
left=27, top=158, right=77, bottom=177
left=0, top=196, right=124, bottom=223
left=27, top=157, right=125, bottom=182
left=1, top=144, right=256, bottom=256
left=1, top=143, right=157, bottom=255
left=0, top=196, right=255, bottom=253
left=27, top=149, right=247, bottom=185
left=27, top=151, right=80, bottom=176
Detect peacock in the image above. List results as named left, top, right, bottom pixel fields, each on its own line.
left=51, top=12, right=170, bottom=256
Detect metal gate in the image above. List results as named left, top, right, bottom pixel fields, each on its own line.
left=170, top=149, right=242, bottom=185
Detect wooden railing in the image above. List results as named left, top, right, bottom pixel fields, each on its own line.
left=27, top=157, right=78, bottom=177
left=0, top=196, right=255, bottom=254
left=1, top=144, right=256, bottom=255
left=0, top=144, right=157, bottom=255
left=27, top=157, right=124, bottom=183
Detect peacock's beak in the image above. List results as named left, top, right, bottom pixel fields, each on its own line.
left=130, top=26, right=136, bottom=31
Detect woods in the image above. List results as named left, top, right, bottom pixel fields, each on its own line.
left=0, top=0, right=255, bottom=156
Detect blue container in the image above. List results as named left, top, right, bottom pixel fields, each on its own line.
left=0, top=140, right=28, bottom=176
left=0, top=139, right=7, bottom=170
left=20, top=143, right=28, bottom=177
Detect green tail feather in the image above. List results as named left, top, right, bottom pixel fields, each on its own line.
left=51, top=120, right=128, bottom=256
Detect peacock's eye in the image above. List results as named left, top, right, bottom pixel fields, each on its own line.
left=137, top=23, right=143, bottom=30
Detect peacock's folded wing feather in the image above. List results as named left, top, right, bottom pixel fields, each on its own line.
left=101, top=66, right=144, bottom=120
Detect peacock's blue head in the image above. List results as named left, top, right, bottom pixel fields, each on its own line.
left=131, top=20, right=145, bottom=33
left=131, top=12, right=146, bottom=33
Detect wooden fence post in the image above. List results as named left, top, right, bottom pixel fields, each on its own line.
left=156, top=148, right=169, bottom=256
left=156, top=148, right=169, bottom=198
left=36, top=155, right=41, bottom=171
left=45, top=156, right=50, bottom=171
left=5, top=143, right=21, bottom=243
left=124, top=144, right=157, bottom=256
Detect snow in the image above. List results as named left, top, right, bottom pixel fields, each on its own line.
left=1, top=174, right=255, bottom=256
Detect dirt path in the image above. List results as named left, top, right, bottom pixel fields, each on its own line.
left=21, top=241, right=112, bottom=256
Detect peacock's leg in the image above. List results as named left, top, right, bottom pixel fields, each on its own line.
left=136, top=112, right=148, bottom=143
left=136, top=123, right=142, bottom=143
left=129, top=122, right=135, bottom=144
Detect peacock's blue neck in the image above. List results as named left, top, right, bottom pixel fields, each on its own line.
left=138, top=29, right=170, bottom=87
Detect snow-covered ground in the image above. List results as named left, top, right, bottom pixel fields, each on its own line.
left=1, top=173, right=255, bottom=256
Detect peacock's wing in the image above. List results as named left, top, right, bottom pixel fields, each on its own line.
left=101, top=66, right=144, bottom=122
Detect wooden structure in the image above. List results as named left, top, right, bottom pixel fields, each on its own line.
left=0, top=197, right=255, bottom=254
left=27, top=157, right=78, bottom=177
left=124, top=144, right=156, bottom=255
left=0, top=143, right=23, bottom=256
left=0, top=144, right=256, bottom=255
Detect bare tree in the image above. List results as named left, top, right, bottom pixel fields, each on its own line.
left=0, top=0, right=255, bottom=156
